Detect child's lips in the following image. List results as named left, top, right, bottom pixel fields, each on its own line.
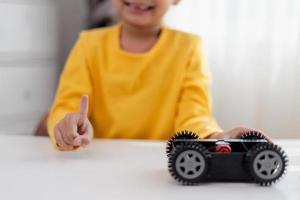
left=123, top=0, right=155, bottom=13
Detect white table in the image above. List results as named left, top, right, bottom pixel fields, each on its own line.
left=0, top=135, right=299, bottom=200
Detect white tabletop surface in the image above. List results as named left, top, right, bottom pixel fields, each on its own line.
left=0, top=135, right=299, bottom=200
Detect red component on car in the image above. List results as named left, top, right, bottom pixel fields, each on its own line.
left=215, top=141, right=232, bottom=153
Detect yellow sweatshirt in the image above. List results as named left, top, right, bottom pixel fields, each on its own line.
left=47, top=24, right=222, bottom=143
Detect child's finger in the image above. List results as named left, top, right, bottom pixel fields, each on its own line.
left=79, top=136, right=91, bottom=147
left=64, top=115, right=79, bottom=142
left=79, top=95, right=89, bottom=119
left=73, top=135, right=91, bottom=148
left=234, top=127, right=273, bottom=143
left=54, top=127, right=73, bottom=150
left=264, top=134, right=273, bottom=143
left=73, top=122, right=93, bottom=147
left=250, top=129, right=273, bottom=143
left=73, top=137, right=82, bottom=146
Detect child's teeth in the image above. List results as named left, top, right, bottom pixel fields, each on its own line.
left=130, top=3, right=149, bottom=10
left=139, top=5, right=148, bottom=9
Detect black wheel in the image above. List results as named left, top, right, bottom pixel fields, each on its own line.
left=245, top=143, right=288, bottom=186
left=168, top=143, right=210, bottom=185
left=166, top=130, right=199, bottom=157
left=241, top=131, right=268, bottom=140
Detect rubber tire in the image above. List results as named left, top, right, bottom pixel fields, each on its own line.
left=166, top=130, right=199, bottom=157
left=245, top=143, right=288, bottom=186
left=168, top=142, right=210, bottom=185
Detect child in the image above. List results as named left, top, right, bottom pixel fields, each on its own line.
left=48, top=0, right=266, bottom=151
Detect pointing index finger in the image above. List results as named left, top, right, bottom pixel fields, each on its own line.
left=79, top=95, right=89, bottom=119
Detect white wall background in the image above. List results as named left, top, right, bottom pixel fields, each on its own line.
left=165, top=0, right=300, bottom=138
left=0, top=0, right=60, bottom=135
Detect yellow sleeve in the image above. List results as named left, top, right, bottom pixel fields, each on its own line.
left=47, top=33, right=93, bottom=147
left=174, top=37, right=222, bottom=138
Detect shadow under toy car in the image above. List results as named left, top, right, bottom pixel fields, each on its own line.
left=167, top=130, right=288, bottom=186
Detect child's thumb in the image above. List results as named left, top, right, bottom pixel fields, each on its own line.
left=73, top=135, right=91, bottom=147
left=73, top=137, right=82, bottom=146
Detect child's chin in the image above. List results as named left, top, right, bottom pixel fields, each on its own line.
left=124, top=16, right=156, bottom=27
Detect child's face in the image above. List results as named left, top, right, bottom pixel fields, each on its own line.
left=112, top=0, right=180, bottom=27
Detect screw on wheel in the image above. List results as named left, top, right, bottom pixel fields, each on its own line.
left=168, top=143, right=210, bottom=185
left=246, top=143, right=288, bottom=186
left=166, top=130, right=199, bottom=157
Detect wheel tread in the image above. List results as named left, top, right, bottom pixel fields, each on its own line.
left=168, top=142, right=210, bottom=185
left=245, top=143, right=288, bottom=186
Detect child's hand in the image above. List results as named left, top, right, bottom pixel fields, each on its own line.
left=208, top=127, right=272, bottom=142
left=54, top=95, right=94, bottom=151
